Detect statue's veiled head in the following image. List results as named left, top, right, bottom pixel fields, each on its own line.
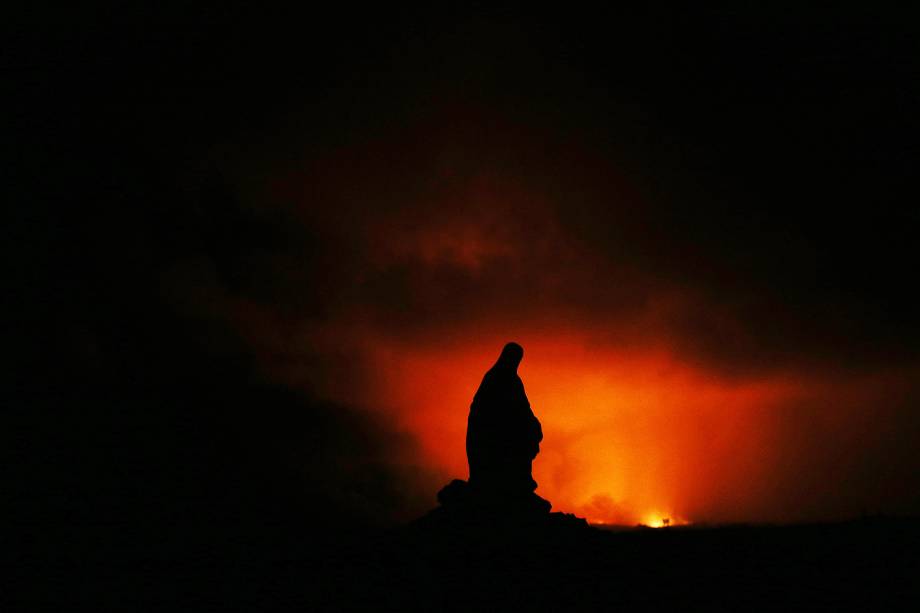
left=495, top=342, right=524, bottom=372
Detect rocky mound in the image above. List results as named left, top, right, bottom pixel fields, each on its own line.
left=411, top=478, right=591, bottom=536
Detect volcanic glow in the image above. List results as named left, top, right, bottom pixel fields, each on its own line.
left=283, top=325, right=916, bottom=526
left=359, top=334, right=803, bottom=525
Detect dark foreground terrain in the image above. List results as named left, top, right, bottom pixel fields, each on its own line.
left=322, top=517, right=919, bottom=611
left=24, top=515, right=920, bottom=611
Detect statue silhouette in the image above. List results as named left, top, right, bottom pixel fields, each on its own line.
left=466, top=342, right=543, bottom=497
left=427, top=341, right=556, bottom=519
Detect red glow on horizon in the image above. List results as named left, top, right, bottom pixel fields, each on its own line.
left=359, top=333, right=807, bottom=526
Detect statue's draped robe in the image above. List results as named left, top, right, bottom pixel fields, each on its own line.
left=466, top=355, right=543, bottom=495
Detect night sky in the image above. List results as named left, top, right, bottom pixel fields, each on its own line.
left=11, top=5, right=920, bottom=536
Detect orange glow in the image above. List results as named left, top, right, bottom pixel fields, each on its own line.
left=639, top=513, right=689, bottom=528
left=334, top=331, right=811, bottom=525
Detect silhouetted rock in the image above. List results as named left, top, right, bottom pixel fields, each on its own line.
left=414, top=481, right=588, bottom=536
left=436, top=478, right=552, bottom=515
left=436, top=478, right=469, bottom=506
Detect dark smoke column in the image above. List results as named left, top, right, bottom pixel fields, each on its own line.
left=466, top=342, right=543, bottom=496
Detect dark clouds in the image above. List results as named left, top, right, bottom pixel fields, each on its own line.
left=243, top=92, right=918, bottom=379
